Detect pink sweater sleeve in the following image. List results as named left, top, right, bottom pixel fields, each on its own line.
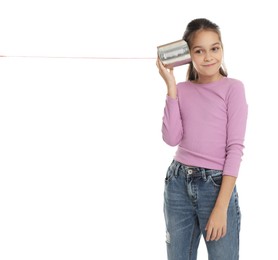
left=223, top=82, right=248, bottom=177
left=162, top=95, right=183, bottom=146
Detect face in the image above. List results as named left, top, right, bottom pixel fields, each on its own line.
left=190, top=30, right=223, bottom=83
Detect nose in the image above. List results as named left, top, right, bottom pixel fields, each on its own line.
left=204, top=52, right=212, bottom=62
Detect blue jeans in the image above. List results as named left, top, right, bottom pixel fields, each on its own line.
left=164, top=160, right=241, bottom=260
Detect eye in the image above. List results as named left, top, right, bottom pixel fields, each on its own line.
left=194, top=49, right=203, bottom=54
left=211, top=46, right=220, bottom=52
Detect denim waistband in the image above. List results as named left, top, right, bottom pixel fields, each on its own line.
left=171, top=160, right=223, bottom=178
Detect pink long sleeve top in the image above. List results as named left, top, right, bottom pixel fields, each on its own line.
left=162, top=77, right=248, bottom=177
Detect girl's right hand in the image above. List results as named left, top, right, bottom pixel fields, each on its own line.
left=156, top=58, right=177, bottom=99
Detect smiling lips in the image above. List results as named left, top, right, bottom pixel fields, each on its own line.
left=203, top=63, right=216, bottom=67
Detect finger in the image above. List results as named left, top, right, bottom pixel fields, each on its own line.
left=221, top=226, right=227, bottom=238
left=215, top=229, right=222, bottom=241
left=206, top=226, right=213, bottom=241
left=210, top=228, right=219, bottom=241
left=158, top=58, right=167, bottom=69
left=157, top=59, right=164, bottom=71
left=156, top=57, right=161, bottom=66
left=157, top=57, right=162, bottom=66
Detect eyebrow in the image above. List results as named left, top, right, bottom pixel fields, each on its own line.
left=192, top=42, right=221, bottom=50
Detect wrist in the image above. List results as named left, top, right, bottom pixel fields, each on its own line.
left=214, top=201, right=229, bottom=211
left=166, top=80, right=176, bottom=88
left=167, top=83, right=177, bottom=99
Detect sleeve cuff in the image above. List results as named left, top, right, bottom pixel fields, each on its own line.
left=166, top=94, right=178, bottom=103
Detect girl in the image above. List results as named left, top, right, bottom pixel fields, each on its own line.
left=156, top=18, right=248, bottom=260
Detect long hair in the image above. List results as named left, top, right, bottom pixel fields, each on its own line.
left=182, top=18, right=228, bottom=81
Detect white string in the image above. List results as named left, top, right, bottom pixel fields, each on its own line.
left=0, top=55, right=156, bottom=60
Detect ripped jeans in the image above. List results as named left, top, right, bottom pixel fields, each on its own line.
left=164, top=160, right=241, bottom=260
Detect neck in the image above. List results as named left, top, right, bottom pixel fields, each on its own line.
left=195, top=73, right=223, bottom=84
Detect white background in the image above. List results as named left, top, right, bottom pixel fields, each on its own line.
left=0, top=0, right=277, bottom=259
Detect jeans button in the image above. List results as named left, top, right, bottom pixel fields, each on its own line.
left=188, top=169, right=193, bottom=174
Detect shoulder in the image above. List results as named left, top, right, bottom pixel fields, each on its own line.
left=224, top=77, right=245, bottom=91
left=176, top=81, right=191, bottom=92
left=224, top=77, right=247, bottom=103
left=222, top=77, right=246, bottom=97
left=177, top=81, right=191, bottom=88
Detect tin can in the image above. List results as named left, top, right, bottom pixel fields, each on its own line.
left=157, top=39, right=191, bottom=68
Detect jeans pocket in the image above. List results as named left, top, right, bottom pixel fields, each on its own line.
left=234, top=191, right=241, bottom=232
left=208, top=171, right=223, bottom=187
left=165, top=167, right=174, bottom=183
left=165, top=161, right=176, bottom=183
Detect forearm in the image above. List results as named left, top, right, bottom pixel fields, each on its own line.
left=214, top=175, right=237, bottom=210
left=205, top=175, right=237, bottom=241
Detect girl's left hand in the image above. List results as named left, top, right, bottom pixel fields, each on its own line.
left=156, top=58, right=176, bottom=87
left=205, top=206, right=227, bottom=241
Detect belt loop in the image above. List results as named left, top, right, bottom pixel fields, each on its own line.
left=202, top=168, right=207, bottom=181
left=174, top=162, right=180, bottom=177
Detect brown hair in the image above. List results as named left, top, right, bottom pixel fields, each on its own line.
left=182, top=18, right=228, bottom=81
